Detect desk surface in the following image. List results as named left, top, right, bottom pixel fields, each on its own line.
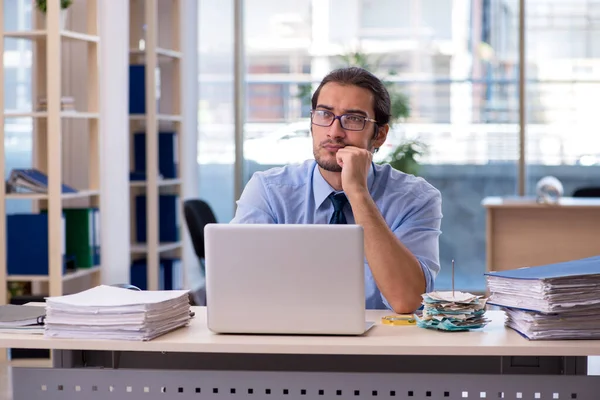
left=482, top=196, right=600, bottom=208
left=1, top=307, right=599, bottom=357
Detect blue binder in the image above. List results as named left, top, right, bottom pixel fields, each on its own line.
left=129, top=64, right=160, bottom=114
left=133, top=131, right=178, bottom=179
left=130, top=258, right=182, bottom=290
left=8, top=168, right=77, bottom=194
left=129, top=65, right=146, bottom=114
left=7, top=214, right=67, bottom=275
left=135, top=194, right=179, bottom=243
left=484, top=255, right=600, bottom=280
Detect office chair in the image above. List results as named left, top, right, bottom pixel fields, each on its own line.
left=183, top=199, right=217, bottom=306
left=572, top=187, right=600, bottom=197
left=184, top=199, right=217, bottom=262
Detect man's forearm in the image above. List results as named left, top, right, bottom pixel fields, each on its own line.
left=348, top=190, right=426, bottom=313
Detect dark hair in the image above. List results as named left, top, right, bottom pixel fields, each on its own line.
left=311, top=67, right=391, bottom=126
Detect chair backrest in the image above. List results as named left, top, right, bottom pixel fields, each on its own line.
left=183, top=199, right=217, bottom=260
left=572, top=187, right=600, bottom=198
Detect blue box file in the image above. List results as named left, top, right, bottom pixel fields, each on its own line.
left=129, top=64, right=161, bottom=114
left=133, top=131, right=178, bottom=179
left=129, top=171, right=146, bottom=181
left=92, top=208, right=101, bottom=266
left=130, top=258, right=183, bottom=290
left=135, top=194, right=180, bottom=243
left=7, top=214, right=67, bottom=275
left=129, top=65, right=146, bottom=114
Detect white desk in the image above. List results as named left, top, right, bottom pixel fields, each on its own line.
left=2, top=307, right=600, bottom=399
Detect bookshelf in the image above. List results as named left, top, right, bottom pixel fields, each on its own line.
left=0, top=0, right=102, bottom=320
left=128, top=0, right=185, bottom=291
left=0, top=0, right=101, bottom=360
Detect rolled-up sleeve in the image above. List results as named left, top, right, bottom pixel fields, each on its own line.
left=382, top=188, right=442, bottom=307
left=230, top=174, right=276, bottom=224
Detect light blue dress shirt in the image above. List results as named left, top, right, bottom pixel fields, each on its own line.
left=230, top=159, right=443, bottom=310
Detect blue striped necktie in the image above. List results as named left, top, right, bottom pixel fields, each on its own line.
left=328, top=192, right=348, bottom=224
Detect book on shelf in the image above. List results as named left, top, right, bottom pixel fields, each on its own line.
left=6, top=168, right=78, bottom=194
left=36, top=95, right=76, bottom=112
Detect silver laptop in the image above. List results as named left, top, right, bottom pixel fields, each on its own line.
left=204, top=223, right=374, bottom=335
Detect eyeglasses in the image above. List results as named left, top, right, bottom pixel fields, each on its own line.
left=311, top=109, right=377, bottom=131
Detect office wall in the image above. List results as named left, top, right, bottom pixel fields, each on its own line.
left=98, top=0, right=131, bottom=285
left=180, top=0, right=202, bottom=292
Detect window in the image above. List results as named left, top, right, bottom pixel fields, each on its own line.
left=525, top=0, right=600, bottom=196
left=236, top=0, right=519, bottom=291
left=197, top=0, right=236, bottom=223
left=3, top=0, right=34, bottom=215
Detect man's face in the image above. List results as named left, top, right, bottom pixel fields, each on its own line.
left=311, top=82, right=385, bottom=172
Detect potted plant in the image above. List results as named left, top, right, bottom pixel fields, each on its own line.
left=36, top=0, right=73, bottom=30
left=381, top=139, right=427, bottom=177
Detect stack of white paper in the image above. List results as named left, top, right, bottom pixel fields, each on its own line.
left=44, top=285, right=191, bottom=341
left=503, top=307, right=600, bottom=340
left=415, top=291, right=489, bottom=332
left=486, top=255, right=600, bottom=340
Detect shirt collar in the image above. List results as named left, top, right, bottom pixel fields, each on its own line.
left=311, top=160, right=376, bottom=210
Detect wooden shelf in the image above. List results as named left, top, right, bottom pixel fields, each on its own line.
left=130, top=242, right=182, bottom=254
left=129, top=114, right=182, bottom=122
left=0, top=0, right=103, bottom=363
left=128, top=0, right=185, bottom=291
left=129, top=47, right=182, bottom=59
left=130, top=179, right=182, bottom=188
left=6, top=266, right=101, bottom=283
left=5, top=189, right=100, bottom=201
left=3, top=29, right=99, bottom=43
left=4, top=111, right=100, bottom=119
left=156, top=47, right=182, bottom=59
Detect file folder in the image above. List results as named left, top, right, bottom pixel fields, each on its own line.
left=7, top=168, right=77, bottom=194
left=485, top=255, right=600, bottom=281
left=486, top=255, right=600, bottom=313
left=486, top=255, right=600, bottom=339
left=130, top=258, right=182, bottom=291
left=0, top=305, right=46, bottom=328
left=129, top=64, right=161, bottom=114
left=7, top=213, right=68, bottom=275
left=133, top=131, right=178, bottom=179
left=135, top=194, right=180, bottom=243
left=61, top=208, right=100, bottom=269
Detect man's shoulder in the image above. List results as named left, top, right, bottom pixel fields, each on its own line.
left=374, top=163, right=440, bottom=200
left=251, top=160, right=315, bottom=187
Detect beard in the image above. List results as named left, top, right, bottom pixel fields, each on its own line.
left=313, top=140, right=343, bottom=172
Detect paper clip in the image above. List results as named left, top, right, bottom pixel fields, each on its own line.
left=381, top=314, right=416, bottom=326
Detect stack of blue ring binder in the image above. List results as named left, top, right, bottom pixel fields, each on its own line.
left=485, top=255, right=600, bottom=340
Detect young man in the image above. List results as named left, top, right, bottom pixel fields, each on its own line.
left=231, top=67, right=442, bottom=313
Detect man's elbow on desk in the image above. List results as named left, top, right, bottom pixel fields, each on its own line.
left=383, top=262, right=429, bottom=314
left=387, top=294, right=423, bottom=315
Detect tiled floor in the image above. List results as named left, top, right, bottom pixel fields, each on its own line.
left=1, top=357, right=599, bottom=400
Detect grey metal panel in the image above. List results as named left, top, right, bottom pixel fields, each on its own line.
left=12, top=367, right=600, bottom=400
left=71, top=350, right=588, bottom=375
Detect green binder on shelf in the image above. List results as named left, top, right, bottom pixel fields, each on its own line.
left=63, top=208, right=100, bottom=269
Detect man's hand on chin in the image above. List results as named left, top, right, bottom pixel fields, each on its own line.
left=335, top=146, right=372, bottom=197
